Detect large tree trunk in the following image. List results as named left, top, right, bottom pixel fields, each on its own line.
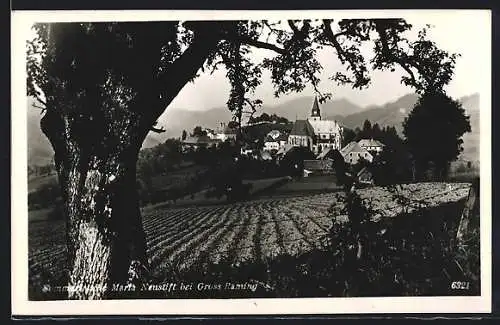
left=64, top=154, right=147, bottom=299
left=37, top=21, right=221, bottom=299
left=41, top=106, right=150, bottom=300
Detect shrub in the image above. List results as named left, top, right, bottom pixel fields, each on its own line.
left=326, top=190, right=480, bottom=296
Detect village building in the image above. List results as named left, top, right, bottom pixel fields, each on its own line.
left=215, top=123, right=238, bottom=142
left=205, top=128, right=218, bottom=140
left=181, top=135, right=221, bottom=152
left=275, top=143, right=295, bottom=162
left=287, top=120, right=315, bottom=150
left=356, top=166, right=374, bottom=185
left=358, top=138, right=385, bottom=154
left=288, top=97, right=343, bottom=155
left=263, top=130, right=289, bottom=152
left=303, top=159, right=334, bottom=176
left=340, top=141, right=374, bottom=165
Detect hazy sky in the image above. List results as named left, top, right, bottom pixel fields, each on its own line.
left=23, top=10, right=490, bottom=114
left=166, top=11, right=490, bottom=114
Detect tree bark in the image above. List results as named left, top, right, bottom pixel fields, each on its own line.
left=42, top=106, right=149, bottom=299
left=64, top=156, right=147, bottom=299
left=37, top=22, right=221, bottom=299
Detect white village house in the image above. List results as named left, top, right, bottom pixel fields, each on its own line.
left=264, top=130, right=289, bottom=152
left=214, top=123, right=238, bottom=142
left=340, top=141, right=374, bottom=165
left=358, top=138, right=385, bottom=154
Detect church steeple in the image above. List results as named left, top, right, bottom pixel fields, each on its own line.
left=309, top=96, right=321, bottom=121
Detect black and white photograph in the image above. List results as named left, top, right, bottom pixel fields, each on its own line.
left=12, top=9, right=491, bottom=314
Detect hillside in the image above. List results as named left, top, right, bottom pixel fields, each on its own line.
left=334, top=93, right=480, bottom=161
left=27, top=93, right=480, bottom=166
left=331, top=93, right=419, bottom=132
left=241, top=122, right=293, bottom=143
left=264, top=96, right=364, bottom=119
left=156, top=96, right=363, bottom=143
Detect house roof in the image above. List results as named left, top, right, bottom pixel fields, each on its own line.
left=357, top=166, right=372, bottom=177
left=316, top=147, right=333, bottom=159
left=264, top=130, right=288, bottom=143
left=304, top=159, right=333, bottom=171
left=340, top=141, right=357, bottom=156
left=358, top=139, right=385, bottom=148
left=276, top=143, right=295, bottom=156
left=289, top=120, right=315, bottom=137
left=308, top=120, right=342, bottom=135
left=341, top=141, right=372, bottom=157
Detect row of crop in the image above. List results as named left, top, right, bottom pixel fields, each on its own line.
left=28, top=190, right=340, bottom=295
left=208, top=204, right=254, bottom=265
left=166, top=206, right=236, bottom=272
left=147, top=206, right=228, bottom=271
left=357, top=182, right=471, bottom=219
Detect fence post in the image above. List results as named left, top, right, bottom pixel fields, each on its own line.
left=456, top=177, right=480, bottom=244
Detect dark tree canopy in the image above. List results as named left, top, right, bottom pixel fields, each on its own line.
left=191, top=126, right=207, bottom=137
left=341, top=127, right=357, bottom=147
left=28, top=19, right=459, bottom=134
left=248, top=112, right=290, bottom=124
left=403, top=92, right=471, bottom=179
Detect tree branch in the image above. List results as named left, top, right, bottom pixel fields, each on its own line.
left=233, top=36, right=286, bottom=55
left=150, top=126, right=166, bottom=133
left=244, top=98, right=258, bottom=114
left=288, top=20, right=310, bottom=40
left=373, top=23, right=419, bottom=86
left=322, top=20, right=370, bottom=88
left=153, top=24, right=221, bottom=120
left=288, top=20, right=300, bottom=34
left=322, top=20, right=349, bottom=66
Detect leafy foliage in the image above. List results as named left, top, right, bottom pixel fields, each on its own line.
left=248, top=112, right=290, bottom=124
left=28, top=19, right=460, bottom=141
left=403, top=92, right=471, bottom=180
left=191, top=126, right=207, bottom=137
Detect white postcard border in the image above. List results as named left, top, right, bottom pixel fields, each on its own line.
left=11, top=9, right=492, bottom=315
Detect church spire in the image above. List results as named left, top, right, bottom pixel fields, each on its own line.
left=311, top=96, right=321, bottom=118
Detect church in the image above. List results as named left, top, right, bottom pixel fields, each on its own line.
left=288, top=97, right=343, bottom=155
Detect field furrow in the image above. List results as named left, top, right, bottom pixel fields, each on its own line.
left=173, top=207, right=234, bottom=271
left=148, top=207, right=226, bottom=271
left=232, top=205, right=260, bottom=264
left=209, top=204, right=252, bottom=264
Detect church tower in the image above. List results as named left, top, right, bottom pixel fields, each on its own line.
left=308, top=96, right=321, bottom=122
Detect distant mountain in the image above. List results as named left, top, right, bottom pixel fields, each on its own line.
left=264, top=96, right=364, bottom=119
left=157, top=106, right=233, bottom=140
left=152, top=96, right=363, bottom=144
left=334, top=93, right=480, bottom=162
left=26, top=93, right=480, bottom=165
left=331, top=93, right=419, bottom=132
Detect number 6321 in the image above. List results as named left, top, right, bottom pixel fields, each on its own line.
left=451, top=281, right=470, bottom=290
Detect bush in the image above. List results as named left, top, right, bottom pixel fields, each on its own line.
left=326, top=191, right=480, bottom=296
